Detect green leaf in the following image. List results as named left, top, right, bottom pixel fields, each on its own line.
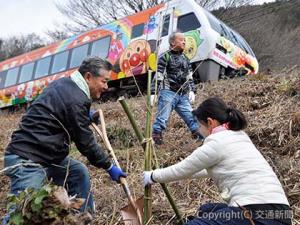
left=7, top=195, right=18, bottom=210
left=7, top=194, right=18, bottom=202
left=18, top=191, right=26, bottom=200
left=31, top=201, right=43, bottom=213
left=34, top=189, right=48, bottom=205
left=9, top=212, right=24, bottom=225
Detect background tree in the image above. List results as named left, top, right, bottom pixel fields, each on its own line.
left=0, top=39, right=5, bottom=61
left=0, top=33, right=45, bottom=61
left=55, top=0, right=254, bottom=34
left=45, top=27, right=71, bottom=43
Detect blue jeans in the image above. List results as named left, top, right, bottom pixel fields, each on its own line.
left=2, top=152, right=94, bottom=224
left=153, top=89, right=199, bottom=134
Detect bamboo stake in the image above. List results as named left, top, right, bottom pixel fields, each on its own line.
left=144, top=70, right=153, bottom=224
left=119, top=99, right=184, bottom=225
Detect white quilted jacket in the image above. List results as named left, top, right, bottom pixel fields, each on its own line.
left=152, top=130, right=289, bottom=207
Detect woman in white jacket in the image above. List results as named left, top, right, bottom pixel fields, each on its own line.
left=144, top=97, right=292, bottom=225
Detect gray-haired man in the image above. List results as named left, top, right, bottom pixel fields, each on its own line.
left=3, top=57, right=126, bottom=222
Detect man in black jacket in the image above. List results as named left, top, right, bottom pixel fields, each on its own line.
left=150, top=32, right=203, bottom=145
left=3, top=57, right=126, bottom=215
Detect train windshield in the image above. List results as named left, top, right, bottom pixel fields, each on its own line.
left=203, top=9, right=255, bottom=57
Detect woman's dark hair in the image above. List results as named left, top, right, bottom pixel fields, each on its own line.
left=192, top=97, right=247, bottom=131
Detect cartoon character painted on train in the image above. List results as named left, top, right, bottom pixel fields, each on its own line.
left=109, top=40, right=124, bottom=62
left=25, top=81, right=35, bottom=101
left=119, top=39, right=152, bottom=76
left=16, top=84, right=26, bottom=102
left=145, top=15, right=158, bottom=34
left=183, top=30, right=203, bottom=60
left=107, top=25, right=124, bottom=62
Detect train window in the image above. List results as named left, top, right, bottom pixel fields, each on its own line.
left=131, top=23, right=144, bottom=39
left=162, top=14, right=170, bottom=37
left=204, top=10, right=222, bottom=34
left=234, top=31, right=255, bottom=56
left=220, top=24, right=230, bottom=38
left=19, top=62, right=34, bottom=83
left=228, top=31, right=239, bottom=45
left=90, top=36, right=111, bottom=59
left=0, top=71, right=6, bottom=89
left=177, top=13, right=201, bottom=33
left=5, top=67, right=19, bottom=87
left=35, top=56, right=51, bottom=79
left=51, top=51, right=69, bottom=74
left=70, top=44, right=89, bottom=68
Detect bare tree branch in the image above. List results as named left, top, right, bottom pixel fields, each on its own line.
left=0, top=34, right=45, bottom=60
left=53, top=0, right=255, bottom=35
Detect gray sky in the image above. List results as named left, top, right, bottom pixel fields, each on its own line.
left=0, top=0, right=70, bottom=39
left=0, top=0, right=275, bottom=39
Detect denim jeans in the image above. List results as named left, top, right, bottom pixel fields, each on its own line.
left=2, top=152, right=94, bottom=224
left=153, top=89, right=199, bottom=134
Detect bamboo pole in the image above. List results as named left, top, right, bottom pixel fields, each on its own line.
left=144, top=70, right=153, bottom=224
left=119, top=99, right=184, bottom=225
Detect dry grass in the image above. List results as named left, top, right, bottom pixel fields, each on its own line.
left=0, top=71, right=300, bottom=224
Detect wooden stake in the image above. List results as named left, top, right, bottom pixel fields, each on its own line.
left=119, top=87, right=184, bottom=225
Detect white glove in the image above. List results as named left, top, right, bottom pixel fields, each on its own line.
left=188, top=91, right=195, bottom=103
left=144, top=171, right=155, bottom=186
left=150, top=95, right=156, bottom=106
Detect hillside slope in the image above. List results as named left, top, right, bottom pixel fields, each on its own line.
left=0, top=71, right=300, bottom=224
left=215, top=0, right=300, bottom=72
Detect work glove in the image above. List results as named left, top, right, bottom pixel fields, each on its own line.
left=188, top=91, right=195, bottom=103
left=143, top=171, right=155, bottom=186
left=89, top=109, right=100, bottom=125
left=107, top=165, right=127, bottom=182
left=150, top=95, right=156, bottom=107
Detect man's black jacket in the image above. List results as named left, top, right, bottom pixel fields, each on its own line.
left=6, top=77, right=112, bottom=169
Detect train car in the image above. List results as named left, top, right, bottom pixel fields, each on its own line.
left=0, top=0, right=258, bottom=109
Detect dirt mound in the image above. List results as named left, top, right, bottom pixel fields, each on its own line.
left=0, top=71, right=299, bottom=224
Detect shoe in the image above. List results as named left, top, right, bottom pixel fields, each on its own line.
left=152, top=132, right=163, bottom=145
left=191, top=130, right=204, bottom=141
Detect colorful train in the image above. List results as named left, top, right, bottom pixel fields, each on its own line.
left=0, top=0, right=258, bottom=109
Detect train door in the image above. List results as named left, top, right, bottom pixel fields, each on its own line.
left=155, top=5, right=177, bottom=55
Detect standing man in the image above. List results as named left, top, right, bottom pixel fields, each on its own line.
left=3, top=57, right=126, bottom=217
left=151, top=32, right=203, bottom=145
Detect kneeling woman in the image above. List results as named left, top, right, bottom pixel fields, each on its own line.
left=144, top=97, right=291, bottom=225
